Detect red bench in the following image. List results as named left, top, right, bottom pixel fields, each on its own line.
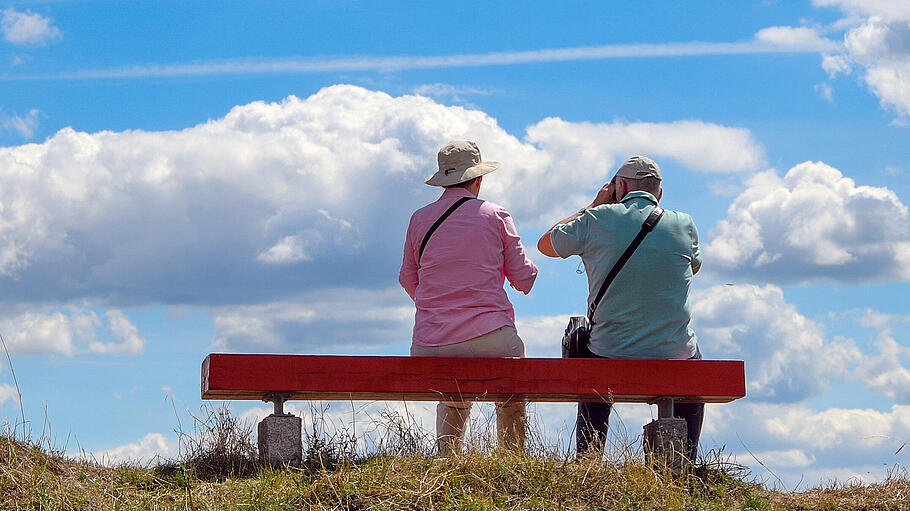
left=201, top=354, right=745, bottom=466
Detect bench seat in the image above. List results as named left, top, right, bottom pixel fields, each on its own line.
left=202, top=354, right=745, bottom=404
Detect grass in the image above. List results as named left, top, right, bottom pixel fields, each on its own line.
left=0, top=407, right=908, bottom=510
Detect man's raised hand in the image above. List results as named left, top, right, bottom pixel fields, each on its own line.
left=590, top=180, right=617, bottom=208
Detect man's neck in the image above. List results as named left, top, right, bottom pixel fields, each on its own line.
left=442, top=187, right=478, bottom=199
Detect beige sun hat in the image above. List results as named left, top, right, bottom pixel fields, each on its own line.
left=425, top=140, right=500, bottom=187
left=614, top=155, right=662, bottom=180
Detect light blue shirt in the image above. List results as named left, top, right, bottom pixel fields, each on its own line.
left=551, top=191, right=700, bottom=359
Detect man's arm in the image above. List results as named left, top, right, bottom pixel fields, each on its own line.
left=537, top=210, right=584, bottom=257
left=537, top=180, right=618, bottom=257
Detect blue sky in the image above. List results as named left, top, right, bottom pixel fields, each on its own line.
left=1, top=0, right=910, bottom=488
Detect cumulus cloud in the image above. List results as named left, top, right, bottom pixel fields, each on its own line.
left=1, top=8, right=61, bottom=46
left=691, top=284, right=860, bottom=402
left=763, top=404, right=904, bottom=452
left=526, top=118, right=765, bottom=176
left=809, top=2, right=910, bottom=118
left=854, top=310, right=910, bottom=402
left=211, top=287, right=413, bottom=352
left=0, top=307, right=145, bottom=356
left=813, top=1, right=910, bottom=22
left=0, top=85, right=764, bottom=308
left=88, top=310, right=146, bottom=355
left=710, top=400, right=910, bottom=488
left=843, top=17, right=910, bottom=117
left=516, top=314, right=573, bottom=358
left=90, top=432, right=175, bottom=466
left=705, top=161, right=910, bottom=283
left=0, top=310, right=77, bottom=356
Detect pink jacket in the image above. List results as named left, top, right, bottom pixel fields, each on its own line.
left=399, top=187, right=538, bottom=346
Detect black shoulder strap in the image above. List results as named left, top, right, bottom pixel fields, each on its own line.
left=588, top=206, right=665, bottom=324
left=418, top=196, right=474, bottom=263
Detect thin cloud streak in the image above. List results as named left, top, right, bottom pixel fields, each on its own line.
left=2, top=40, right=840, bottom=81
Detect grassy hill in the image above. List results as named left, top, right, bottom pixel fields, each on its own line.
left=3, top=431, right=910, bottom=510
left=3, top=405, right=909, bottom=510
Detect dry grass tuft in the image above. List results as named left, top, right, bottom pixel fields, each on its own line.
left=176, top=404, right=258, bottom=481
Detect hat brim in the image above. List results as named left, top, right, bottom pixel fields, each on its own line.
left=425, top=161, right=500, bottom=187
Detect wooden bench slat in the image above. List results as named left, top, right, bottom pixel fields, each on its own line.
left=202, top=354, right=745, bottom=404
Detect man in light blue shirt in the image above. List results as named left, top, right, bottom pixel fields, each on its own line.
left=537, top=155, right=703, bottom=459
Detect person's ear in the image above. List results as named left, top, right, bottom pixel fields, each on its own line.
left=470, top=175, right=483, bottom=196
left=657, top=187, right=663, bottom=202
left=616, top=179, right=628, bottom=200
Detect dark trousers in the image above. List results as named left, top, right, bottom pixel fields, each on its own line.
left=576, top=350, right=706, bottom=460
left=576, top=400, right=704, bottom=460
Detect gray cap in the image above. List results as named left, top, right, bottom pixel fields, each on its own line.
left=425, top=140, right=500, bottom=187
left=614, top=155, right=661, bottom=180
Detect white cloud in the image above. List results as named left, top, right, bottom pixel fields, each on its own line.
left=822, top=54, right=852, bottom=77
left=90, top=433, right=175, bottom=466
left=859, top=337, right=910, bottom=401
left=761, top=404, right=904, bottom=452
left=516, top=314, right=573, bottom=358
left=842, top=16, right=910, bottom=117
left=813, top=1, right=910, bottom=22
left=692, top=284, right=860, bottom=402
left=705, top=161, right=910, bottom=283
left=815, top=82, right=835, bottom=102
left=862, top=58, right=910, bottom=117
left=256, top=235, right=310, bottom=264
left=0, top=383, right=18, bottom=406
left=211, top=287, right=414, bottom=352
left=11, top=40, right=830, bottom=81
left=1, top=109, right=40, bottom=139
left=748, top=448, right=816, bottom=468
left=0, top=311, right=76, bottom=356
left=0, top=307, right=145, bottom=356
left=807, top=1, right=910, bottom=118
left=0, top=85, right=764, bottom=308
left=1, top=8, right=61, bottom=46
left=412, top=83, right=491, bottom=99
left=88, top=310, right=146, bottom=355
left=526, top=117, right=765, bottom=176
left=411, top=84, right=492, bottom=108
left=853, top=310, right=910, bottom=402
left=713, top=401, right=910, bottom=488
left=755, top=26, right=840, bottom=52
left=256, top=209, right=359, bottom=265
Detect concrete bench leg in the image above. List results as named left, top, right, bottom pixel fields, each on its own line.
left=258, top=394, right=302, bottom=467
left=643, top=398, right=689, bottom=473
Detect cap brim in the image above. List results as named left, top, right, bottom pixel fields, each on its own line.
left=425, top=161, right=500, bottom=186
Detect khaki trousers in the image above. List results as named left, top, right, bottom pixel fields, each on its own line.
left=411, top=326, right=527, bottom=456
